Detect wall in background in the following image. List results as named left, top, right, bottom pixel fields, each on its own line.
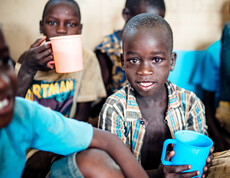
left=0, top=0, right=229, bottom=61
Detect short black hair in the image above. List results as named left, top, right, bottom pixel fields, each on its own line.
left=42, top=0, right=81, bottom=21
left=125, top=0, right=165, bottom=15
left=123, top=13, right=173, bottom=51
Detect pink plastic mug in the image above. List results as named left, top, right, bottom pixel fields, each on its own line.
left=50, top=35, right=83, bottom=73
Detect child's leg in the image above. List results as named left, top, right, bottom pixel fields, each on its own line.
left=50, top=148, right=124, bottom=178
left=76, top=148, right=124, bottom=178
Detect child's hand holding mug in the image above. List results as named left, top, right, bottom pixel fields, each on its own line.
left=161, top=130, right=213, bottom=178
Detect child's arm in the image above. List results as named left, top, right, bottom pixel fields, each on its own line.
left=90, top=128, right=148, bottom=178
left=17, top=37, right=53, bottom=97
left=75, top=102, right=92, bottom=122
left=95, top=50, right=112, bottom=86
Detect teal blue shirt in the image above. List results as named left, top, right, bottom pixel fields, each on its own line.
left=0, top=97, right=93, bottom=178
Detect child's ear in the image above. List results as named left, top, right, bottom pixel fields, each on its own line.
left=121, top=53, right=125, bottom=70
left=122, top=8, right=132, bottom=22
left=170, top=52, right=177, bottom=71
left=39, top=20, right=44, bottom=34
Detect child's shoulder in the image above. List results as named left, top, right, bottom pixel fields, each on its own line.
left=15, top=97, right=46, bottom=113
left=83, top=48, right=95, bottom=60
left=105, top=84, right=131, bottom=105
left=83, top=47, right=98, bottom=64
left=167, top=81, right=199, bottom=101
left=15, top=96, right=36, bottom=109
left=103, top=30, right=121, bottom=41
left=167, top=81, right=205, bottom=111
left=95, top=30, right=121, bottom=50
left=12, top=97, right=41, bottom=125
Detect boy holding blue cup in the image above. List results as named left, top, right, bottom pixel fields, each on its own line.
left=99, top=13, right=214, bottom=177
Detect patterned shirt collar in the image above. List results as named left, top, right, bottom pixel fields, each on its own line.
left=125, top=81, right=181, bottom=121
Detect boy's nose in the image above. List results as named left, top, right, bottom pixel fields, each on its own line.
left=56, top=24, right=67, bottom=34
left=137, top=62, right=154, bottom=75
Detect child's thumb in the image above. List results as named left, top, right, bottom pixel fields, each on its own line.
left=31, top=36, right=47, bottom=48
left=165, top=151, right=175, bottom=161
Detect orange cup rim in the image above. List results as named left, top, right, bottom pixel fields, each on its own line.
left=50, top=34, right=82, bottom=40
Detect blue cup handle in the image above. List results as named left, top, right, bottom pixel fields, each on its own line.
left=161, top=139, right=177, bottom=165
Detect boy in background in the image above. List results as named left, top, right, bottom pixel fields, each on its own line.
left=16, top=0, right=106, bottom=176
left=99, top=13, right=213, bottom=177
left=17, top=0, right=106, bottom=122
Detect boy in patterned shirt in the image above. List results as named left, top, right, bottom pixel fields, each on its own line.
left=99, top=13, right=213, bottom=177
left=91, top=0, right=166, bottom=118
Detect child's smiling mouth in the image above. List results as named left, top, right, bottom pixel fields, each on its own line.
left=137, top=81, right=156, bottom=91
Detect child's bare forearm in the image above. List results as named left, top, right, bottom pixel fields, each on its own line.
left=17, top=63, right=37, bottom=97
left=90, top=128, right=148, bottom=178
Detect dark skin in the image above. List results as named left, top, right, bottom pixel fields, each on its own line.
left=18, top=1, right=90, bottom=177
left=138, top=86, right=171, bottom=170
left=0, top=59, right=17, bottom=129
left=122, top=26, right=214, bottom=177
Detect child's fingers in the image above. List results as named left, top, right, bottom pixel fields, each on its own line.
left=202, top=165, right=209, bottom=178
left=33, top=41, right=52, bottom=53
left=181, top=170, right=199, bottom=178
left=165, top=151, right=175, bottom=161
left=207, top=153, right=214, bottom=163
left=210, top=146, right=214, bottom=154
left=164, top=164, right=191, bottom=174
left=47, top=60, right=55, bottom=70
left=31, top=36, right=47, bottom=48
left=45, top=41, right=51, bottom=46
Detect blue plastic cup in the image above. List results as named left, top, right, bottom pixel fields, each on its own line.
left=161, top=130, right=213, bottom=177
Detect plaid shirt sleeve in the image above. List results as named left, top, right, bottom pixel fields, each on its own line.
left=186, top=94, right=208, bottom=135
left=98, top=95, right=128, bottom=144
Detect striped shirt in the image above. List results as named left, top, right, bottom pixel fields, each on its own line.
left=99, top=81, right=207, bottom=162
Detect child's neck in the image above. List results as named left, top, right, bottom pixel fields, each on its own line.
left=135, top=84, right=168, bottom=105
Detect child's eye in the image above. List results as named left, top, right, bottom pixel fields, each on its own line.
left=47, top=21, right=56, bottom=25
left=128, top=58, right=140, bottom=64
left=67, top=22, right=78, bottom=27
left=152, top=57, right=162, bottom=63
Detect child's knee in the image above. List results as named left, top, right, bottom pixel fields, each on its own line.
left=76, top=148, right=124, bottom=178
